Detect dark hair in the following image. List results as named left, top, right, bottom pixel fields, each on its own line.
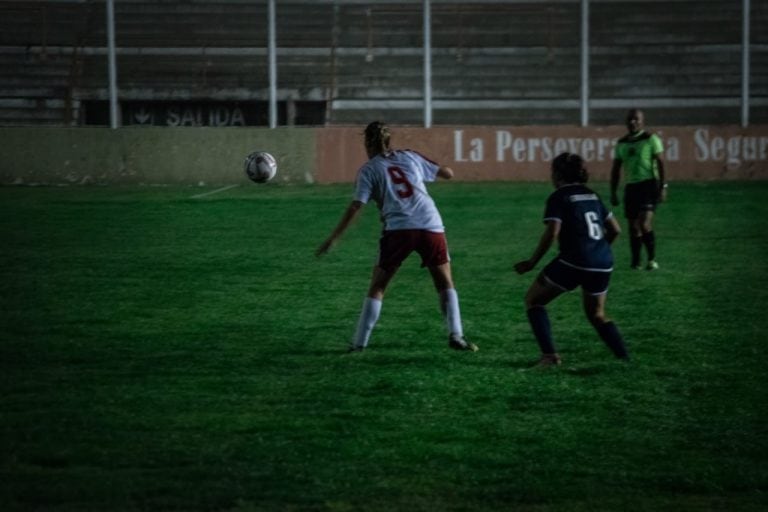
left=364, top=121, right=391, bottom=154
left=551, top=152, right=588, bottom=184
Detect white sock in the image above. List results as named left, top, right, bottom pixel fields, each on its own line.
left=351, top=297, right=382, bottom=348
left=440, top=288, right=463, bottom=338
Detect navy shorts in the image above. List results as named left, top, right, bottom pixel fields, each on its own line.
left=378, top=229, right=449, bottom=273
left=624, top=179, right=659, bottom=219
left=541, top=258, right=612, bottom=296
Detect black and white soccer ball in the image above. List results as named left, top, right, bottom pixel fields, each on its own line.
left=244, top=151, right=277, bottom=183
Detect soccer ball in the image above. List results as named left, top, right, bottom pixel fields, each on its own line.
left=244, top=151, right=277, bottom=183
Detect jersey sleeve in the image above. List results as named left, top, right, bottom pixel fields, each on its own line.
left=650, top=134, right=664, bottom=155
left=352, top=165, right=373, bottom=204
left=613, top=142, right=623, bottom=161
left=543, top=193, right=562, bottom=224
left=407, top=150, right=440, bottom=182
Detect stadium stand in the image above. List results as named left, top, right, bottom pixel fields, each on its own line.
left=0, top=0, right=765, bottom=127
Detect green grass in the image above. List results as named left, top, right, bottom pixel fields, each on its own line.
left=1, top=181, right=767, bottom=511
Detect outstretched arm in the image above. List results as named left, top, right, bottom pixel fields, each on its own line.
left=437, top=166, right=454, bottom=180
left=514, top=220, right=560, bottom=274
left=315, top=200, right=365, bottom=257
left=610, top=159, right=622, bottom=206
left=654, top=153, right=667, bottom=203
left=604, top=216, right=621, bottom=245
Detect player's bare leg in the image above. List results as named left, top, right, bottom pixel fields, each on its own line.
left=428, top=261, right=454, bottom=292
left=582, top=291, right=629, bottom=360
left=366, top=265, right=396, bottom=300
left=523, top=274, right=565, bottom=366
left=428, top=263, right=477, bottom=351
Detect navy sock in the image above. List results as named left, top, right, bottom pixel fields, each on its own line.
left=595, top=321, right=629, bottom=359
left=630, top=236, right=643, bottom=267
left=527, top=306, right=556, bottom=355
left=642, top=231, right=656, bottom=261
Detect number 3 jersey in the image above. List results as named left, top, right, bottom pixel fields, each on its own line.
left=543, top=184, right=614, bottom=271
left=353, top=149, right=445, bottom=233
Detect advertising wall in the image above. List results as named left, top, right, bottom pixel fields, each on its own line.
left=317, top=125, right=768, bottom=183
left=1, top=125, right=766, bottom=185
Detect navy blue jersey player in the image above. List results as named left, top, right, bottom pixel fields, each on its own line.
left=514, top=153, right=629, bottom=367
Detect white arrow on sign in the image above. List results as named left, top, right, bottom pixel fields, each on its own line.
left=134, top=107, right=152, bottom=125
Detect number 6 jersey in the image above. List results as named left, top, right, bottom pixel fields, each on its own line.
left=353, top=149, right=445, bottom=233
left=543, top=184, right=614, bottom=271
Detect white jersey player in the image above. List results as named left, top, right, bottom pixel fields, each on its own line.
left=316, top=121, right=477, bottom=353
left=354, top=148, right=445, bottom=232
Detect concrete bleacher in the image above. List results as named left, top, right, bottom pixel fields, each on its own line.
left=0, top=0, right=765, bottom=127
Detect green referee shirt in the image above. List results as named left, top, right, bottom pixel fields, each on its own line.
left=614, top=130, right=664, bottom=183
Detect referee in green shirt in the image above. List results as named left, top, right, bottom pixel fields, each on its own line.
left=610, top=109, right=667, bottom=270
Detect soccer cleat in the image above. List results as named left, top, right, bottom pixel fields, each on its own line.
left=646, top=260, right=659, bottom=271
left=346, top=344, right=365, bottom=353
left=448, top=335, right=478, bottom=352
left=531, top=353, right=562, bottom=368
left=630, top=264, right=642, bottom=270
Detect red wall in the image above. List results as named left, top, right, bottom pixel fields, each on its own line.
left=316, top=125, right=768, bottom=183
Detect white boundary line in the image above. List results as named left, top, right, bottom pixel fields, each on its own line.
left=190, top=184, right=239, bottom=199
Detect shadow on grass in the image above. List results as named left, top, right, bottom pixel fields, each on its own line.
left=565, top=366, right=605, bottom=377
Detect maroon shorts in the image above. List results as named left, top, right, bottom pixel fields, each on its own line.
left=377, top=229, right=449, bottom=272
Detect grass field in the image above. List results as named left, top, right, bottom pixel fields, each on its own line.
left=1, top=181, right=767, bottom=511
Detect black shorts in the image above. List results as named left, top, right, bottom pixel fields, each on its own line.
left=541, top=258, right=612, bottom=296
left=624, top=179, right=659, bottom=219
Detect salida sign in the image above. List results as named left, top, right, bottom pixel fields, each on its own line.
left=123, top=102, right=264, bottom=126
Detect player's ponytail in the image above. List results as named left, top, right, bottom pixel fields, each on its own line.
left=364, top=121, right=391, bottom=155
left=552, top=152, right=588, bottom=184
